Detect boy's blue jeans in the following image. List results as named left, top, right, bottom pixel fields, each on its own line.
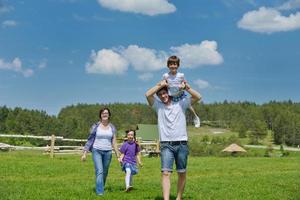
left=92, top=149, right=112, bottom=195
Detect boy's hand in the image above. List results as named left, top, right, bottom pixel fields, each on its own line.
left=138, top=162, right=143, bottom=167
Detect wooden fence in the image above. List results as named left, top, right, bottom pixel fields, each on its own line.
left=0, top=134, right=160, bottom=158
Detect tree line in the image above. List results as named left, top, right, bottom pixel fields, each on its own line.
left=0, top=100, right=300, bottom=146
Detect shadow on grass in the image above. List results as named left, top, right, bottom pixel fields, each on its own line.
left=154, top=194, right=193, bottom=200
left=154, top=195, right=176, bottom=200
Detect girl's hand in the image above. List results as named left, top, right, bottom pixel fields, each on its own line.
left=138, top=162, right=143, bottom=167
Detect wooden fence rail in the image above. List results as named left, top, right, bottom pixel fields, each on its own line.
left=0, top=134, right=160, bottom=157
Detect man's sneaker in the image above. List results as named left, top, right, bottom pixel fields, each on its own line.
left=193, top=115, right=200, bottom=128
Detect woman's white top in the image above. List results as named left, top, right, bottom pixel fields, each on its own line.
left=92, top=125, right=113, bottom=151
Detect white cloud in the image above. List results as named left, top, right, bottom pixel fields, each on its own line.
left=171, top=41, right=224, bottom=68
left=38, top=60, right=47, bottom=69
left=73, top=14, right=88, bottom=22
left=97, top=0, right=176, bottom=16
left=121, top=45, right=167, bottom=71
left=278, top=0, right=300, bottom=10
left=85, top=49, right=129, bottom=75
left=193, top=79, right=210, bottom=89
left=0, top=57, right=34, bottom=77
left=0, top=4, right=13, bottom=14
left=138, top=73, right=153, bottom=81
left=2, top=20, right=17, bottom=28
left=238, top=7, right=300, bottom=33
left=60, top=0, right=82, bottom=3
left=221, top=0, right=256, bottom=8
left=86, top=41, right=223, bottom=77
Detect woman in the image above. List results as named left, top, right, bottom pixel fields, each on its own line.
left=81, top=107, right=120, bottom=196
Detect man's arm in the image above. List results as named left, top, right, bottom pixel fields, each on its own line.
left=184, top=82, right=202, bottom=105
left=145, top=80, right=168, bottom=106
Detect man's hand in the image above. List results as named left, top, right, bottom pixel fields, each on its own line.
left=145, top=80, right=168, bottom=106
left=157, top=79, right=168, bottom=88
left=183, top=81, right=202, bottom=104
left=184, top=81, right=191, bottom=91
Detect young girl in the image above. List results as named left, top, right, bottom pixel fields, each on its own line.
left=118, top=129, right=143, bottom=192
left=162, top=55, right=201, bottom=127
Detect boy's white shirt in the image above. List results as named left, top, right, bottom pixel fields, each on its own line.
left=162, top=72, right=185, bottom=97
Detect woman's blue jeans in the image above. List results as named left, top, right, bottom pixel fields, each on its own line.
left=92, top=149, right=112, bottom=195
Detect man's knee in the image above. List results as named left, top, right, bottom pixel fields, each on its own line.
left=162, top=171, right=171, bottom=177
left=177, top=171, right=186, bottom=178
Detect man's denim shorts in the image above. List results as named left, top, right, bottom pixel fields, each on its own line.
left=160, top=141, right=189, bottom=173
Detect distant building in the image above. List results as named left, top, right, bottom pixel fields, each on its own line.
left=136, top=124, right=159, bottom=141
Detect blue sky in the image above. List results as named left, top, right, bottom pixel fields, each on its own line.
left=1, top=0, right=300, bottom=115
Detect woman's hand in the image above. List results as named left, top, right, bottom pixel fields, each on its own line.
left=81, top=152, right=87, bottom=162
left=118, top=157, right=123, bottom=163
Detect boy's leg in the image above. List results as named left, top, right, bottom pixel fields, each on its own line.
left=189, top=106, right=200, bottom=128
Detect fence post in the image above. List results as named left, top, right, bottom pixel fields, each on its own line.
left=155, top=139, right=160, bottom=153
left=50, top=134, right=55, bottom=158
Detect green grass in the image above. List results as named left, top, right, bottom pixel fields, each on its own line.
left=1, top=151, right=300, bottom=200
left=187, top=126, right=239, bottom=139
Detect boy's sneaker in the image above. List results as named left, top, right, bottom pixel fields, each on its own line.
left=193, top=115, right=200, bottom=128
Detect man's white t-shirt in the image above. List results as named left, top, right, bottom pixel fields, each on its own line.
left=152, top=97, right=191, bottom=141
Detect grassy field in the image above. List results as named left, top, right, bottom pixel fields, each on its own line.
left=1, top=150, right=300, bottom=200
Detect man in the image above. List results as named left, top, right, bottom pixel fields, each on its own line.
left=145, top=80, right=201, bottom=200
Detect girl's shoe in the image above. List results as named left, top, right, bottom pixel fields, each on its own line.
left=125, top=186, right=133, bottom=192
